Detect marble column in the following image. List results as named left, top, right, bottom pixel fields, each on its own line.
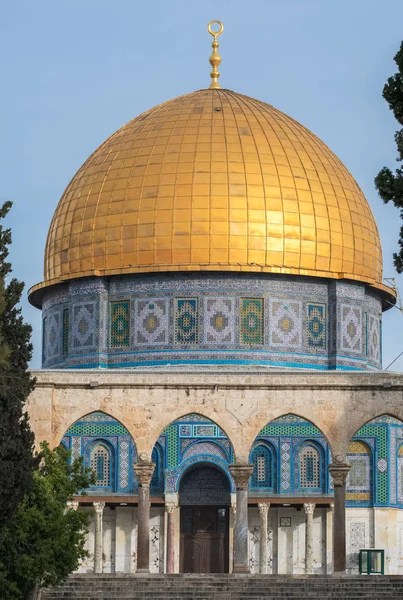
left=134, top=461, right=155, bottom=573
left=304, top=503, right=315, bottom=574
left=328, top=462, right=350, bottom=574
left=258, top=503, right=270, bottom=574
left=93, top=501, right=105, bottom=573
left=66, top=500, right=79, bottom=511
left=229, top=464, right=253, bottom=573
left=165, top=502, right=177, bottom=573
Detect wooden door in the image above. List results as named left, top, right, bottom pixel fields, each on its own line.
left=180, top=506, right=229, bottom=573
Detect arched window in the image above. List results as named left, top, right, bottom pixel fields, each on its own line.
left=151, top=443, right=164, bottom=494
left=251, top=444, right=273, bottom=489
left=299, top=444, right=321, bottom=490
left=90, top=444, right=111, bottom=487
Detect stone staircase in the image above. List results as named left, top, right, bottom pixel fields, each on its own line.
left=40, top=573, right=403, bottom=599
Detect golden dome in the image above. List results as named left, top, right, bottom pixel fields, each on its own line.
left=31, top=88, right=388, bottom=302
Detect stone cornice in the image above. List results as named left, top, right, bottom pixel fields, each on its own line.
left=29, top=368, right=403, bottom=391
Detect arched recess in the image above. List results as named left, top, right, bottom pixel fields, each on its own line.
left=248, top=414, right=331, bottom=494
left=150, top=413, right=235, bottom=496
left=294, top=440, right=326, bottom=494
left=346, top=440, right=373, bottom=507
left=61, top=411, right=137, bottom=494
left=250, top=441, right=276, bottom=492
left=349, top=414, right=403, bottom=507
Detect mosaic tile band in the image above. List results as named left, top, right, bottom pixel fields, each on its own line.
left=41, top=273, right=382, bottom=370
left=63, top=411, right=403, bottom=507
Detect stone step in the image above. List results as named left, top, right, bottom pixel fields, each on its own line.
left=41, top=575, right=403, bottom=600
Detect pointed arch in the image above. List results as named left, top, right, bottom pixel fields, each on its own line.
left=350, top=414, right=403, bottom=507
left=150, top=413, right=235, bottom=495
left=248, top=413, right=330, bottom=494
left=61, top=410, right=137, bottom=494
left=295, top=440, right=326, bottom=493
left=250, top=440, right=277, bottom=491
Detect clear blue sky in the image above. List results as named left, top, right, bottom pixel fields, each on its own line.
left=2, top=0, right=403, bottom=370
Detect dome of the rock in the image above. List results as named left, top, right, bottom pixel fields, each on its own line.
left=32, top=89, right=384, bottom=297
left=29, top=86, right=395, bottom=371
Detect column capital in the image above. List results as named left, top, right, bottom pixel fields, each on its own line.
left=229, top=464, right=253, bottom=490
left=165, top=502, right=178, bottom=514
left=328, top=463, right=350, bottom=486
left=303, top=502, right=315, bottom=515
left=93, top=501, right=105, bottom=513
left=134, top=461, right=155, bottom=487
left=66, top=500, right=79, bottom=511
left=258, top=502, right=270, bottom=514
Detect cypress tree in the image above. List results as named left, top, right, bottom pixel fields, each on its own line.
left=375, top=41, right=403, bottom=272
left=0, top=201, right=36, bottom=531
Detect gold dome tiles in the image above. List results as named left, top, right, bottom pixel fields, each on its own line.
left=37, top=88, right=387, bottom=298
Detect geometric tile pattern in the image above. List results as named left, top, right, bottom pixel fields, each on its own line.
left=72, top=302, right=96, bottom=349
left=62, top=308, right=69, bottom=356
left=270, top=299, right=302, bottom=347
left=61, top=410, right=403, bottom=506
left=240, top=298, right=263, bottom=344
left=174, top=298, right=198, bottom=344
left=47, top=312, right=60, bottom=358
left=368, top=314, right=381, bottom=363
left=182, top=441, right=228, bottom=462
left=341, top=305, right=362, bottom=353
left=119, top=438, right=130, bottom=489
left=135, top=299, right=168, bottom=345
left=42, top=274, right=383, bottom=370
left=307, top=303, right=326, bottom=348
left=281, top=439, right=291, bottom=491
left=110, top=300, right=130, bottom=347
left=42, top=317, right=47, bottom=363
left=204, top=297, right=235, bottom=344
left=63, top=412, right=136, bottom=494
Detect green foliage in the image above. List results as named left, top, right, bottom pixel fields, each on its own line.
left=0, top=201, right=37, bottom=530
left=0, top=442, right=95, bottom=599
left=375, top=41, right=403, bottom=272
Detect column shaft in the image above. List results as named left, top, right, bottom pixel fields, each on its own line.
left=93, top=502, right=105, bottom=574
left=328, top=463, right=350, bottom=574
left=304, top=503, right=315, bottom=574
left=165, top=502, right=177, bottom=573
left=229, top=464, right=253, bottom=574
left=258, top=503, right=270, bottom=574
left=134, top=461, right=155, bottom=574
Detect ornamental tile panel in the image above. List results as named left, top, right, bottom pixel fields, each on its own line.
left=174, top=298, right=198, bottom=345
left=135, top=299, right=168, bottom=345
left=110, top=300, right=130, bottom=347
left=240, top=298, right=263, bottom=345
left=72, top=302, right=97, bottom=349
left=307, top=303, right=326, bottom=349
left=270, top=299, right=302, bottom=347
left=204, top=297, right=235, bottom=344
left=368, top=314, right=381, bottom=363
left=47, top=312, right=60, bottom=358
left=341, top=304, right=362, bottom=353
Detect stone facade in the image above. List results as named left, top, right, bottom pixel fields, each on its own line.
left=26, top=368, right=403, bottom=574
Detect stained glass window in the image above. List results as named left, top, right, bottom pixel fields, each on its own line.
left=251, top=445, right=273, bottom=488
left=90, top=444, right=111, bottom=487
left=299, top=445, right=320, bottom=489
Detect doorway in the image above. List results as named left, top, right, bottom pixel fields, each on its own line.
left=179, top=465, right=230, bottom=573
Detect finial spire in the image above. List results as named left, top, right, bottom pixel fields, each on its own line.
left=208, top=20, right=224, bottom=89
